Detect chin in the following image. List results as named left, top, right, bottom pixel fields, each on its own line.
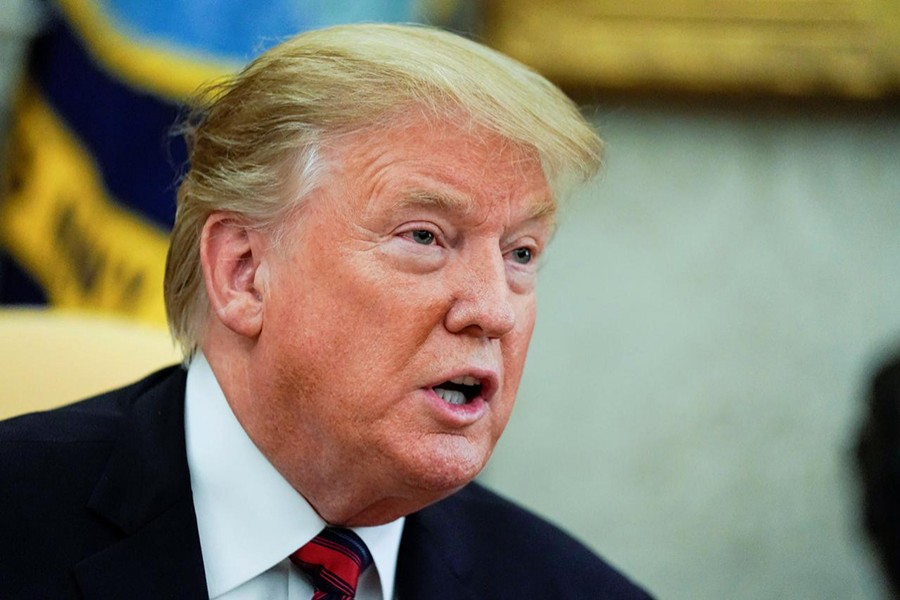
left=398, top=435, right=493, bottom=495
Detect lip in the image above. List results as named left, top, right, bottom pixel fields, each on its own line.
left=422, top=368, right=500, bottom=427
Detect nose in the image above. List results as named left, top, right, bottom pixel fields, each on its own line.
left=444, top=248, right=516, bottom=339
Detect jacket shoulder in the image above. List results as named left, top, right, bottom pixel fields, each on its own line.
left=400, top=482, right=653, bottom=599
left=0, top=365, right=188, bottom=597
left=0, top=365, right=184, bottom=443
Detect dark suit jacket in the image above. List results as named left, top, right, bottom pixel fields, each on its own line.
left=0, top=366, right=652, bottom=599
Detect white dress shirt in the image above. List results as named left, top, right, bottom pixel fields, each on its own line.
left=184, top=353, right=405, bottom=599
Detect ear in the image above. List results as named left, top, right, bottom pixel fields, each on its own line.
left=200, top=212, right=269, bottom=339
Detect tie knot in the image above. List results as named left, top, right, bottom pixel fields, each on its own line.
left=290, top=527, right=373, bottom=600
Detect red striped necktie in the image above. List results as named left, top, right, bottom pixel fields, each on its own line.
left=290, top=527, right=373, bottom=600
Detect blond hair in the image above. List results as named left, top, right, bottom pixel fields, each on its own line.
left=165, top=23, right=603, bottom=357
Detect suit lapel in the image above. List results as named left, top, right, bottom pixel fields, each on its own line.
left=74, top=367, right=208, bottom=599
left=396, top=505, right=478, bottom=600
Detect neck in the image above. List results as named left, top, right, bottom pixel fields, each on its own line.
left=201, top=335, right=455, bottom=527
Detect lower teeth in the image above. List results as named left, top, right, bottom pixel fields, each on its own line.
left=435, top=388, right=467, bottom=405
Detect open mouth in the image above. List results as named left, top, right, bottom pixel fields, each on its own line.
left=433, top=376, right=482, bottom=405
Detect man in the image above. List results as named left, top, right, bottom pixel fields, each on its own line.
left=857, top=353, right=900, bottom=597
left=0, top=24, right=652, bottom=599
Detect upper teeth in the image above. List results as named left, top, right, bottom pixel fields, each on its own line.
left=450, top=376, right=480, bottom=386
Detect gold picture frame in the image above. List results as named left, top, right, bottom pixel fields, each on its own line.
left=484, top=0, right=900, bottom=99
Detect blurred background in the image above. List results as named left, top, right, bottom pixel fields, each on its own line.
left=1, top=1, right=898, bottom=598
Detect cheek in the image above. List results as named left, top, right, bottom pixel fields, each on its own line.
left=510, top=299, right=537, bottom=360
left=342, top=272, right=452, bottom=354
left=499, top=304, right=537, bottom=397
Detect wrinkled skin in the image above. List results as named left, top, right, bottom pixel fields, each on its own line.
left=203, top=117, right=554, bottom=525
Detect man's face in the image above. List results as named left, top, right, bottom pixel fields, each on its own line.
left=247, top=117, right=554, bottom=519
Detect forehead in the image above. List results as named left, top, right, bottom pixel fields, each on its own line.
left=323, top=116, right=555, bottom=223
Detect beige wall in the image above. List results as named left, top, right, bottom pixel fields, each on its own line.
left=481, top=101, right=900, bottom=599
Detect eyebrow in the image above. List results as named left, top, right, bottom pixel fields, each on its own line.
left=398, top=190, right=472, bottom=213
left=393, top=189, right=557, bottom=222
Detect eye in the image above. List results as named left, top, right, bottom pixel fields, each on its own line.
left=410, top=229, right=435, bottom=245
left=510, top=247, right=533, bottom=265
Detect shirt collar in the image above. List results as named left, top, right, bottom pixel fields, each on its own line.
left=184, top=353, right=404, bottom=598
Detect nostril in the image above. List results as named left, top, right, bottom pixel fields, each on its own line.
left=444, top=294, right=516, bottom=339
